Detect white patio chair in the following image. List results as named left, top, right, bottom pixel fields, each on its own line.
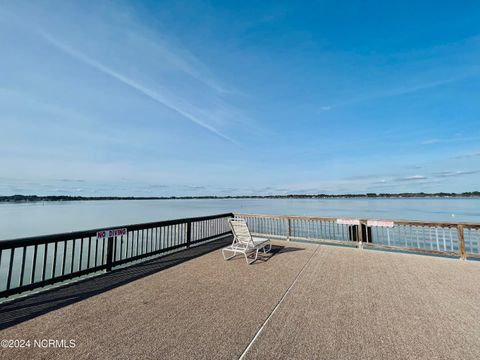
left=222, top=218, right=272, bottom=264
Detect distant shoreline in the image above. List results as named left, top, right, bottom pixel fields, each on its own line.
left=1, top=193, right=480, bottom=203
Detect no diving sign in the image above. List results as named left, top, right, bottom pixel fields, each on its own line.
left=367, top=220, right=395, bottom=228
left=336, top=218, right=360, bottom=226
left=97, top=228, right=127, bottom=239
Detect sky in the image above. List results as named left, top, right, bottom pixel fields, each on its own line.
left=0, top=0, right=479, bottom=196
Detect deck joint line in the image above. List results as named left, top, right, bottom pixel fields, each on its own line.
left=238, top=244, right=320, bottom=360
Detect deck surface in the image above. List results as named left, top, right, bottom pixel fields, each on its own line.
left=1, top=240, right=480, bottom=360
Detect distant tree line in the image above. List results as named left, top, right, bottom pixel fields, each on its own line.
left=1, top=192, right=479, bottom=203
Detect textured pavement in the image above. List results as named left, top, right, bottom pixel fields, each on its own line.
left=1, top=241, right=480, bottom=360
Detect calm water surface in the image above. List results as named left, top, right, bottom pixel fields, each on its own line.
left=1, top=198, right=479, bottom=240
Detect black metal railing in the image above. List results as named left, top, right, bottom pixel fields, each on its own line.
left=0, top=213, right=233, bottom=299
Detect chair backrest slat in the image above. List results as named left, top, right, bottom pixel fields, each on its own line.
left=229, top=218, right=253, bottom=247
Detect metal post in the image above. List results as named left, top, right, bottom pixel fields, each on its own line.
left=357, top=223, right=363, bottom=249
left=106, top=236, right=114, bottom=272
left=287, top=218, right=291, bottom=241
left=186, top=221, right=192, bottom=248
left=457, top=225, right=467, bottom=260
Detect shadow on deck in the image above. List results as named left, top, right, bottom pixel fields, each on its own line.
left=0, top=236, right=235, bottom=330
left=0, top=237, right=300, bottom=331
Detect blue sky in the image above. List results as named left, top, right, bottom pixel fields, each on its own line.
left=0, top=0, right=479, bottom=196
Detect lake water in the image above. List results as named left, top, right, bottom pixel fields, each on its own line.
left=1, top=198, right=480, bottom=240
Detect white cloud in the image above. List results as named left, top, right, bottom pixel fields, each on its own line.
left=396, top=175, right=428, bottom=181
left=433, top=170, right=480, bottom=178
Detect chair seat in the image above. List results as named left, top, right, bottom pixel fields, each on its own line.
left=251, top=237, right=270, bottom=247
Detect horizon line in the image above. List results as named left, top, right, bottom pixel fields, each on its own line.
left=2, top=191, right=480, bottom=200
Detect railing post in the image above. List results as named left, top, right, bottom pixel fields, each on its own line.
left=457, top=225, right=467, bottom=260
left=357, top=222, right=363, bottom=249
left=287, top=218, right=291, bottom=241
left=106, top=236, right=114, bottom=272
left=186, top=221, right=192, bottom=248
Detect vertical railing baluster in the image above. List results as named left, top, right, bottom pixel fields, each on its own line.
left=94, top=237, right=99, bottom=268
left=6, top=248, right=15, bottom=290
left=151, top=228, right=154, bottom=251
left=457, top=225, right=466, bottom=260
left=187, top=221, right=192, bottom=248
left=442, top=227, right=446, bottom=251
left=150, top=228, right=154, bottom=251
left=42, top=244, right=48, bottom=281
left=286, top=218, right=290, bottom=238
left=106, top=235, right=114, bottom=272
left=422, top=227, right=426, bottom=249
left=450, top=227, right=454, bottom=252
left=113, top=236, right=117, bottom=262
left=79, top=238, right=84, bottom=271
left=136, top=230, right=140, bottom=256
left=476, top=228, right=479, bottom=254
left=102, top=237, right=106, bottom=264
left=130, top=232, right=134, bottom=257
left=429, top=227, right=433, bottom=250
left=52, top=241, right=58, bottom=278
left=87, top=237, right=92, bottom=269
left=160, top=227, right=164, bottom=250
left=120, top=235, right=124, bottom=260
left=416, top=226, right=420, bottom=248
left=62, top=241, right=68, bottom=276
left=468, top=227, right=472, bottom=253
left=159, top=226, right=162, bottom=250
left=70, top=239, right=76, bottom=274
left=31, top=244, right=38, bottom=284
left=405, top=225, right=408, bottom=247
left=19, top=246, right=27, bottom=287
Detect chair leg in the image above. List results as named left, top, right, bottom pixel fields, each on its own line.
left=222, top=248, right=236, bottom=261
left=245, top=249, right=259, bottom=264
left=262, top=242, right=272, bottom=254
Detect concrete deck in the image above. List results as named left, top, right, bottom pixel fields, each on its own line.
left=1, top=239, right=480, bottom=360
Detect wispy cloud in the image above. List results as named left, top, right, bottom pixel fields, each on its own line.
left=421, top=139, right=441, bottom=145
left=127, top=32, right=232, bottom=95
left=433, top=170, right=480, bottom=178
left=453, top=151, right=480, bottom=159
left=55, top=178, right=85, bottom=183
left=182, top=185, right=207, bottom=190
left=322, top=68, right=480, bottom=110
left=396, top=175, right=428, bottom=182
left=38, top=30, right=235, bottom=143
left=420, top=134, right=480, bottom=145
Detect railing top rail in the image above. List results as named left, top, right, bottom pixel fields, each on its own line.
left=0, top=212, right=234, bottom=249
left=234, top=213, right=480, bottom=228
